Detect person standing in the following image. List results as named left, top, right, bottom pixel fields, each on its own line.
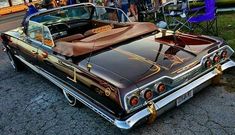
left=129, top=0, right=137, bottom=21
left=67, top=0, right=76, bottom=5
left=21, top=3, right=38, bottom=26
left=104, top=0, right=118, bottom=21
left=117, top=0, right=129, bottom=21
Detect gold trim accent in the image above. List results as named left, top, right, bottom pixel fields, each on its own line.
left=67, top=67, right=78, bottom=83
left=147, top=101, right=157, bottom=124
left=87, top=63, right=93, bottom=71
left=171, top=60, right=199, bottom=74
left=114, top=48, right=164, bottom=69
left=212, top=64, right=223, bottom=85
left=113, top=48, right=165, bottom=81
left=152, top=49, right=188, bottom=69
left=105, top=88, right=111, bottom=97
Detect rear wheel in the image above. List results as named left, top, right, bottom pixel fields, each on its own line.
left=6, top=51, right=24, bottom=71
left=63, top=90, right=83, bottom=107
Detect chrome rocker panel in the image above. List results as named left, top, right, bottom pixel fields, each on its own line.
left=15, top=55, right=235, bottom=129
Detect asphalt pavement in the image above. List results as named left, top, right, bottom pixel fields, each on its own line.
left=0, top=13, right=235, bottom=135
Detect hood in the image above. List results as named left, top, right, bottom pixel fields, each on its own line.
left=77, top=34, right=219, bottom=90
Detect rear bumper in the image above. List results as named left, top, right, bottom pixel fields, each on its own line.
left=114, top=60, right=235, bottom=129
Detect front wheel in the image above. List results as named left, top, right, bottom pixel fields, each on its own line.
left=63, top=90, right=83, bottom=107
left=6, top=51, right=24, bottom=71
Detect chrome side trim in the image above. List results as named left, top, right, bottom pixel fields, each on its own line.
left=14, top=55, right=115, bottom=124
left=115, top=60, right=235, bottom=129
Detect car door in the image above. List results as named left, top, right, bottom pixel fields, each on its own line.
left=36, top=25, right=75, bottom=82
left=17, top=21, right=43, bottom=64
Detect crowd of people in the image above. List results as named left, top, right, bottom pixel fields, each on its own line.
left=25, top=0, right=165, bottom=22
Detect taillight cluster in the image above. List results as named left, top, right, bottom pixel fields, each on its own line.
left=220, top=50, right=228, bottom=60
left=155, top=83, right=166, bottom=93
left=128, top=83, right=167, bottom=107
left=141, top=89, right=153, bottom=100
left=204, top=50, right=228, bottom=69
left=129, top=96, right=139, bottom=106
left=204, top=59, right=212, bottom=68
left=213, top=54, right=220, bottom=63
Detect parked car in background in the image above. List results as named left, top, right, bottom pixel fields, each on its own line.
left=0, top=0, right=41, bottom=16
left=1, top=3, right=235, bottom=129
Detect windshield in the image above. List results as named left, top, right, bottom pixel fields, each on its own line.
left=30, top=5, right=93, bottom=24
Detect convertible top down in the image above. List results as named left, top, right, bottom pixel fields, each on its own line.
left=53, top=22, right=157, bottom=56
left=1, top=3, right=235, bottom=129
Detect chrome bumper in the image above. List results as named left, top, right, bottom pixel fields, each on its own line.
left=114, top=60, right=235, bottom=129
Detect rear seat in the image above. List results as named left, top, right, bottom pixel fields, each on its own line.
left=56, top=33, right=84, bottom=42
left=84, top=25, right=113, bottom=37
left=56, top=25, right=113, bottom=42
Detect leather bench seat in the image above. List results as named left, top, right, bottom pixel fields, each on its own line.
left=56, top=33, right=84, bottom=42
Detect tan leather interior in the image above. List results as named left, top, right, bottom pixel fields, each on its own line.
left=84, top=25, right=113, bottom=37
left=53, top=22, right=159, bottom=57
left=56, top=33, right=85, bottom=42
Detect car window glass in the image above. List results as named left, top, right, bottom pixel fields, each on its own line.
left=0, top=0, right=10, bottom=8
left=93, top=7, right=130, bottom=23
left=43, top=26, right=54, bottom=47
left=30, top=5, right=92, bottom=24
left=11, top=0, right=24, bottom=6
left=27, top=21, right=43, bottom=42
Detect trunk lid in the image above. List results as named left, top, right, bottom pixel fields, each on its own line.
left=78, top=34, right=217, bottom=89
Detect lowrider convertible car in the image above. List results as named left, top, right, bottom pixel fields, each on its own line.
left=1, top=3, right=235, bottom=129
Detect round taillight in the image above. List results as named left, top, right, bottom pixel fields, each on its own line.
left=155, top=83, right=166, bottom=93
left=129, top=96, right=139, bottom=106
left=143, top=90, right=153, bottom=100
left=221, top=50, right=227, bottom=59
left=204, top=59, right=212, bottom=68
left=213, top=55, right=220, bottom=63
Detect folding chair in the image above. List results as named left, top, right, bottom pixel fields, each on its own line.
left=188, top=0, right=218, bottom=35
left=137, top=0, right=161, bottom=22
left=161, top=0, right=191, bottom=31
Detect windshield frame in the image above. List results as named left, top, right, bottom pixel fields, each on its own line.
left=24, top=3, right=96, bottom=34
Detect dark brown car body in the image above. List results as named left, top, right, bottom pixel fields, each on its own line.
left=1, top=3, right=235, bottom=129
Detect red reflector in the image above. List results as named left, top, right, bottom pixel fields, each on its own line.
left=157, top=83, right=166, bottom=93
left=205, top=59, right=212, bottom=68
left=213, top=55, right=220, bottom=63
left=130, top=96, right=139, bottom=106
left=144, top=90, right=153, bottom=100
left=221, top=50, right=227, bottom=59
